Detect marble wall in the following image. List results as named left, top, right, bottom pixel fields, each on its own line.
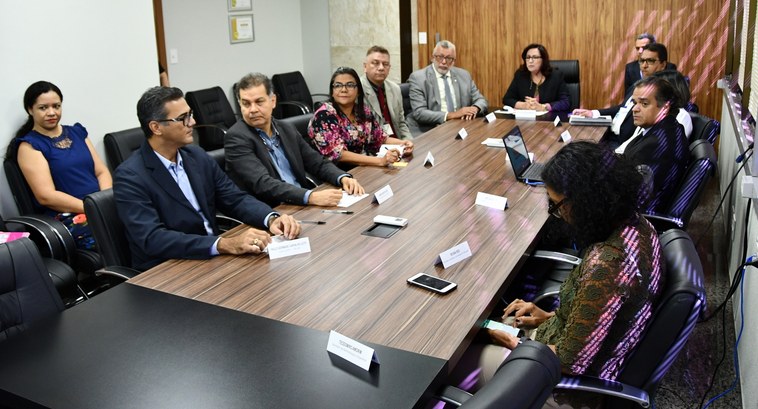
left=328, top=0, right=402, bottom=83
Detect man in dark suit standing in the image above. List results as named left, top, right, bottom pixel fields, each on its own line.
left=623, top=33, right=676, bottom=94
left=114, top=86, right=300, bottom=271
left=225, top=73, right=364, bottom=208
left=407, top=40, right=488, bottom=133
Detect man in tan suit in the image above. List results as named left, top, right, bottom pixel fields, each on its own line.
left=360, top=45, right=413, bottom=140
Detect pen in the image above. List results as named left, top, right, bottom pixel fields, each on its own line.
left=298, top=220, right=326, bottom=225
left=321, top=210, right=353, bottom=214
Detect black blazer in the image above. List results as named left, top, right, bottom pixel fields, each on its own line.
left=225, top=118, right=347, bottom=207
left=502, top=69, right=570, bottom=112
left=623, top=115, right=689, bottom=213
left=114, top=141, right=273, bottom=270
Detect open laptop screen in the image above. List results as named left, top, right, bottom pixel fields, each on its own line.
left=502, top=126, right=530, bottom=176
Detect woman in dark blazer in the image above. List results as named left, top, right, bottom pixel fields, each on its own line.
left=502, top=44, right=570, bottom=112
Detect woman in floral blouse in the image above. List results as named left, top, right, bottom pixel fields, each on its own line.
left=308, top=67, right=413, bottom=167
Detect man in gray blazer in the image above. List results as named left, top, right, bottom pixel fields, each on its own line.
left=360, top=45, right=412, bottom=140
left=407, top=40, right=488, bottom=133
left=225, top=73, right=364, bottom=208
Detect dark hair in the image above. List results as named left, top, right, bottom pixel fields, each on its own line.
left=7, top=81, right=64, bottom=160
left=633, top=76, right=681, bottom=112
left=366, top=45, right=389, bottom=56
left=642, top=43, right=668, bottom=63
left=237, top=72, right=273, bottom=99
left=328, top=67, right=368, bottom=122
left=636, top=32, right=657, bottom=43
left=652, top=69, right=690, bottom=107
left=542, top=141, right=642, bottom=247
left=518, top=44, right=553, bottom=77
left=136, top=86, right=184, bottom=138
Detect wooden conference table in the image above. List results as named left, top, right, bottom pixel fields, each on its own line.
left=131, top=117, right=605, bottom=368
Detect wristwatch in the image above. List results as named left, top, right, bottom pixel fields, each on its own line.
left=267, top=213, right=280, bottom=228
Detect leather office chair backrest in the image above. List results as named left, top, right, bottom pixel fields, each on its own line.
left=185, top=86, right=237, bottom=151
left=551, top=60, right=580, bottom=111
left=279, top=113, right=316, bottom=148
left=206, top=148, right=226, bottom=170
left=83, top=189, right=130, bottom=268
left=400, top=82, right=412, bottom=118
left=3, top=157, right=46, bottom=216
left=0, top=238, right=65, bottom=342
left=689, top=112, right=720, bottom=145
left=661, top=140, right=718, bottom=229
left=271, top=71, right=329, bottom=118
left=103, top=127, right=144, bottom=171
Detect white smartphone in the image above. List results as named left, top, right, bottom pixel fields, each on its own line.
left=407, top=273, right=457, bottom=294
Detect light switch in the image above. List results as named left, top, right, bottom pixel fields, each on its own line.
left=169, top=49, right=178, bottom=64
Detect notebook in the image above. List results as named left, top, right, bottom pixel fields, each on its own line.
left=502, top=126, right=545, bottom=183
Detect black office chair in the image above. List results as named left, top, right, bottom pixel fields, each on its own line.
left=271, top=71, right=329, bottom=118
left=551, top=60, right=580, bottom=111
left=279, top=113, right=315, bottom=148
left=644, top=139, right=718, bottom=231
left=400, top=82, right=412, bottom=119
left=0, top=238, right=65, bottom=342
left=103, top=127, right=144, bottom=171
left=688, top=112, right=720, bottom=145
left=438, top=340, right=561, bottom=409
left=83, top=189, right=140, bottom=280
left=554, top=229, right=705, bottom=408
left=185, top=86, right=237, bottom=150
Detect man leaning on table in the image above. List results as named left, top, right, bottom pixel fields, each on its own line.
left=114, top=86, right=300, bottom=271
left=407, top=40, right=488, bottom=133
left=225, top=72, right=364, bottom=208
left=361, top=45, right=413, bottom=140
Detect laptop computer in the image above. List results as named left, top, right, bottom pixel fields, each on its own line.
left=502, top=126, right=545, bottom=183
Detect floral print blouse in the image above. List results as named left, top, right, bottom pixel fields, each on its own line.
left=307, top=102, right=388, bottom=161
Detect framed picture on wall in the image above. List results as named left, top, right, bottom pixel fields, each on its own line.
left=228, top=0, right=252, bottom=12
left=229, top=14, right=254, bottom=44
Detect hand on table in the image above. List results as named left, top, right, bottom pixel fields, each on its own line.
left=218, top=227, right=271, bottom=255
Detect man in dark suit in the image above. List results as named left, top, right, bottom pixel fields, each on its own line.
left=114, top=86, right=300, bottom=271
left=407, top=40, right=488, bottom=133
left=623, top=33, right=677, bottom=94
left=225, top=73, right=364, bottom=208
left=622, top=76, right=688, bottom=213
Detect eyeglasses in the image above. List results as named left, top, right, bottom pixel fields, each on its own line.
left=432, top=54, right=455, bottom=63
left=525, top=56, right=543, bottom=61
left=156, top=110, right=193, bottom=126
left=369, top=61, right=391, bottom=68
left=332, top=82, right=358, bottom=90
left=547, top=197, right=567, bottom=219
left=639, top=58, right=659, bottom=65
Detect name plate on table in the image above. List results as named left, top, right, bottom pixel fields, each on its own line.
left=326, top=330, right=379, bottom=371
left=514, top=109, right=537, bottom=120
left=434, top=241, right=472, bottom=269
left=475, top=192, right=508, bottom=210
left=267, top=237, right=311, bottom=260
left=484, top=112, right=497, bottom=123
left=424, top=151, right=435, bottom=167
left=456, top=128, right=468, bottom=140
left=553, top=115, right=562, bottom=127
left=373, top=185, right=394, bottom=204
left=560, top=130, right=572, bottom=143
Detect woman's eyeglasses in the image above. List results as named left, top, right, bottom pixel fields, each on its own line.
left=332, top=82, right=358, bottom=90
left=547, top=197, right=566, bottom=218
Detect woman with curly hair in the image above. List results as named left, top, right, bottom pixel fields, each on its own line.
left=307, top=66, right=413, bottom=168
left=455, top=141, right=665, bottom=408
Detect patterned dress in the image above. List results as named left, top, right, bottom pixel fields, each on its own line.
left=307, top=102, right=388, bottom=161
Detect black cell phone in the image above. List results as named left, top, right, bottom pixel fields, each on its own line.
left=407, top=273, right=457, bottom=294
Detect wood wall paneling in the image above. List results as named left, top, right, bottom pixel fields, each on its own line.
left=418, top=0, right=729, bottom=119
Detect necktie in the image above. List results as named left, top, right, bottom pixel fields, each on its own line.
left=615, top=126, right=643, bottom=155
left=376, top=86, right=397, bottom=136
left=443, top=74, right=455, bottom=112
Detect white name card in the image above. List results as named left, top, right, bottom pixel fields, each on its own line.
left=553, top=115, right=562, bottom=127
left=326, top=330, right=379, bottom=371
left=475, top=192, right=508, bottom=210
left=373, top=185, right=394, bottom=204
left=514, top=109, right=537, bottom=120
left=560, top=130, right=572, bottom=143
left=377, top=144, right=404, bottom=158
left=424, top=151, right=435, bottom=167
left=267, top=237, right=311, bottom=260
left=484, top=112, right=497, bottom=123
left=434, top=241, right=473, bottom=269
left=456, top=128, right=468, bottom=139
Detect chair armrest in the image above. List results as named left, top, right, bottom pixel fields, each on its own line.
left=556, top=375, right=650, bottom=408
left=531, top=250, right=582, bottom=266
left=642, top=213, right=684, bottom=231
left=95, top=266, right=141, bottom=281
left=435, top=385, right=473, bottom=407
left=215, top=214, right=242, bottom=233
left=4, top=215, right=73, bottom=262
left=278, top=100, right=311, bottom=115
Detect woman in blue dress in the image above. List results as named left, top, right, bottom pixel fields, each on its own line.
left=8, top=81, right=112, bottom=249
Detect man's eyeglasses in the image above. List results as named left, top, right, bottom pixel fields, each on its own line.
left=432, top=54, right=455, bottom=63
left=547, top=197, right=567, bottom=219
left=369, top=61, right=391, bottom=68
left=525, top=56, right=543, bottom=61
left=332, top=82, right=358, bottom=90
left=639, top=58, right=659, bottom=65
left=156, top=110, right=193, bottom=126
